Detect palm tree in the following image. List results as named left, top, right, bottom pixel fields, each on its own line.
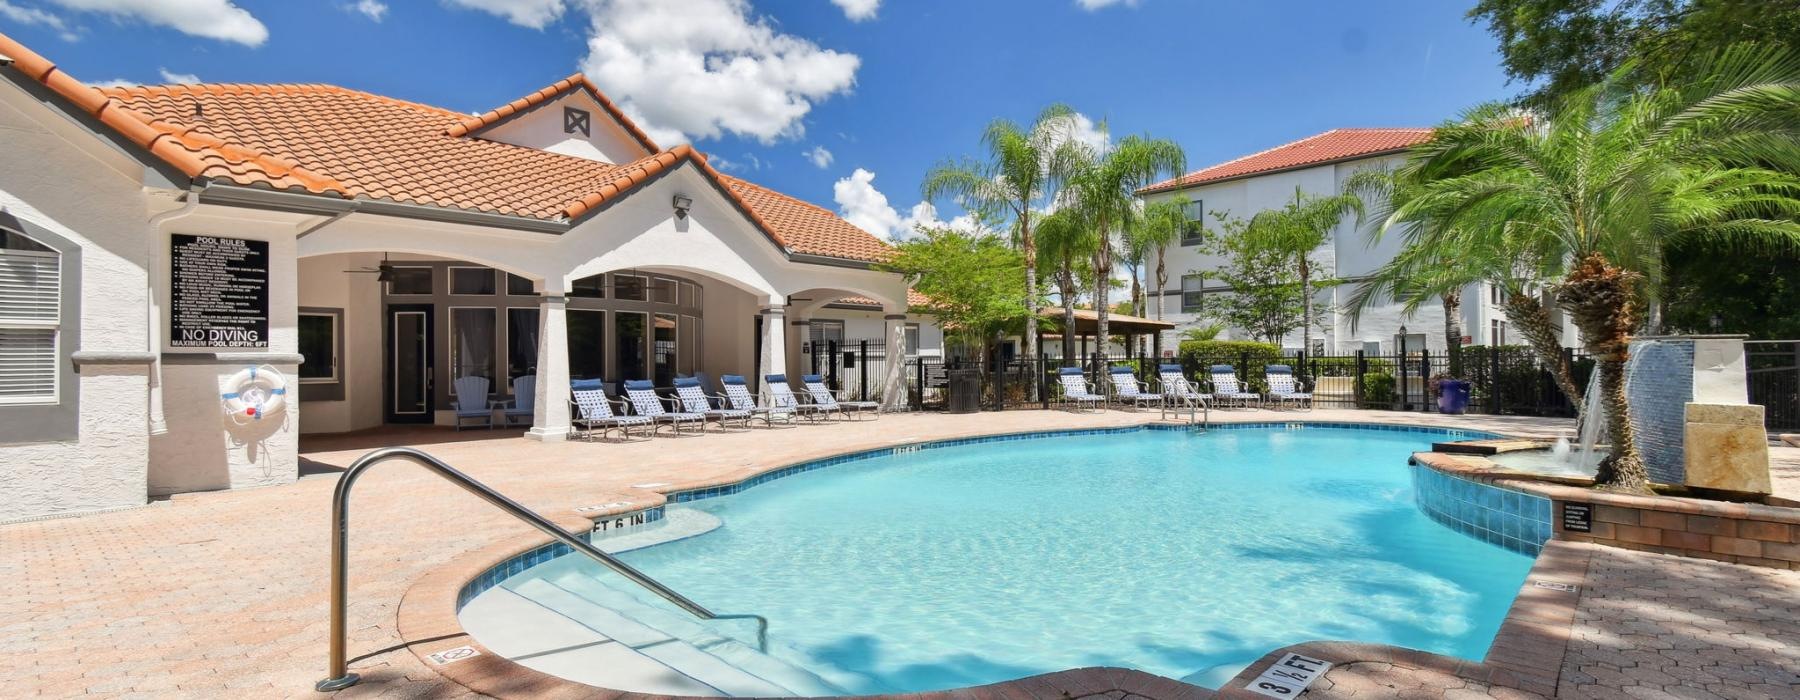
left=1132, top=196, right=1190, bottom=358
left=1036, top=207, right=1096, bottom=365
left=1346, top=162, right=1587, bottom=416
left=1067, top=134, right=1186, bottom=364
left=1243, top=187, right=1363, bottom=355
left=1393, top=44, right=1800, bottom=491
left=922, top=105, right=1087, bottom=381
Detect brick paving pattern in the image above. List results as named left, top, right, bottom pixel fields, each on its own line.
left=2, top=409, right=1794, bottom=699
left=1558, top=546, right=1800, bottom=699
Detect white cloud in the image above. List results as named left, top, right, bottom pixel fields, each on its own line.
left=86, top=77, right=139, bottom=88
left=157, top=68, right=200, bottom=84
left=347, top=0, right=387, bottom=21
left=0, top=1, right=78, bottom=41
left=834, top=168, right=978, bottom=241
left=441, top=0, right=565, bottom=28
left=1075, top=0, right=1138, bottom=9
left=803, top=145, right=833, bottom=169
left=576, top=0, right=860, bottom=145
left=829, top=0, right=877, bottom=21
left=1064, top=112, right=1111, bottom=154
left=43, top=0, right=268, bottom=46
left=712, top=152, right=767, bottom=172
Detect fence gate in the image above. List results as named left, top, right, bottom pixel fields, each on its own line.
left=802, top=338, right=891, bottom=403
left=1747, top=341, right=1799, bottom=430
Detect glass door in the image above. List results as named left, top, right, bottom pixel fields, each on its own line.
left=387, top=304, right=434, bottom=423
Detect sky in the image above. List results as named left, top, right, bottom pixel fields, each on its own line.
left=0, top=0, right=1516, bottom=241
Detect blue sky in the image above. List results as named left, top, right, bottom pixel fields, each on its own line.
left=0, top=0, right=1514, bottom=239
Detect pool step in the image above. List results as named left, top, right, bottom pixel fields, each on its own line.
left=544, top=572, right=849, bottom=696
left=459, top=585, right=725, bottom=696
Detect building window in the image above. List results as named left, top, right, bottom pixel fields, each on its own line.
left=1180, top=274, right=1205, bottom=312
left=507, top=307, right=539, bottom=382
left=567, top=310, right=605, bottom=380
left=450, top=308, right=497, bottom=392
left=450, top=266, right=495, bottom=295
left=0, top=230, right=59, bottom=404
left=904, top=323, right=921, bottom=357
left=615, top=311, right=647, bottom=380
left=650, top=277, right=676, bottom=304
left=1179, top=199, right=1206, bottom=246
left=1491, top=319, right=1509, bottom=346
left=506, top=273, right=536, bottom=296
left=297, top=310, right=341, bottom=383
left=809, top=319, right=845, bottom=350
left=613, top=274, right=647, bottom=301
left=570, top=273, right=606, bottom=299
left=386, top=266, right=432, bottom=295
left=653, top=313, right=677, bottom=385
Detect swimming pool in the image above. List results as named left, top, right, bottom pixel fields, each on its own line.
left=493, top=425, right=1534, bottom=694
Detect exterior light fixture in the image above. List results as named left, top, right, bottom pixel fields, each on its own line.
left=672, top=194, right=693, bottom=220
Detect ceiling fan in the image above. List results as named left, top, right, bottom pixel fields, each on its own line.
left=343, top=253, right=396, bottom=282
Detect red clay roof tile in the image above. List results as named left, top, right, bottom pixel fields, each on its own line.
left=1139, top=128, right=1433, bottom=194
left=0, top=31, right=894, bottom=264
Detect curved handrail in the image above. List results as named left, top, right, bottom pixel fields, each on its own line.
left=315, top=446, right=769, bottom=692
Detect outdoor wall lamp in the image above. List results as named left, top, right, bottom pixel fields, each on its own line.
left=672, top=193, right=693, bottom=220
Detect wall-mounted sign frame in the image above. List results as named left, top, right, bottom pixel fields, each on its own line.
left=170, top=233, right=270, bottom=348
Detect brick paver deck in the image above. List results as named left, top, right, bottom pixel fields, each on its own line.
left=2, top=409, right=1794, bottom=699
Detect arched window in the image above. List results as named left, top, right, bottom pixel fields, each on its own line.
left=0, top=227, right=60, bottom=403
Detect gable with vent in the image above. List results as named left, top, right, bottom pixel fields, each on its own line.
left=465, top=82, right=657, bottom=166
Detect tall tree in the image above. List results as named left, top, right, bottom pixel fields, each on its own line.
left=1391, top=44, right=1800, bottom=491
left=1131, top=196, right=1190, bottom=358
left=922, top=105, right=1085, bottom=380
left=1242, top=187, right=1363, bottom=354
left=1036, top=207, right=1097, bottom=365
left=1067, top=134, right=1185, bottom=363
left=1207, top=213, right=1308, bottom=344
left=877, top=227, right=1031, bottom=380
left=1468, top=0, right=1800, bottom=107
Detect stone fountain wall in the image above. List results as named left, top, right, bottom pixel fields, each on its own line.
left=1624, top=338, right=1696, bottom=484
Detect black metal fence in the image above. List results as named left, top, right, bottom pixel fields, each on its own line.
left=1748, top=340, right=1799, bottom=430
left=800, top=338, right=894, bottom=403
left=899, top=346, right=1596, bottom=416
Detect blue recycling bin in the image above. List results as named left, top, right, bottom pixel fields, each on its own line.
left=1437, top=380, right=1471, bottom=414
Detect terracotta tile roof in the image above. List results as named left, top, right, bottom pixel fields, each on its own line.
left=721, top=175, right=894, bottom=263
left=0, top=31, right=893, bottom=263
left=831, top=290, right=931, bottom=308
left=1139, top=128, right=1434, bottom=194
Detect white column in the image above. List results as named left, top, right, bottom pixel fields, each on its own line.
left=882, top=313, right=908, bottom=411
left=759, top=305, right=787, bottom=395
left=528, top=294, right=571, bottom=442
left=787, top=313, right=809, bottom=380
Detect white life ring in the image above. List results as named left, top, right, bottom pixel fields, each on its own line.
left=222, top=364, right=288, bottom=423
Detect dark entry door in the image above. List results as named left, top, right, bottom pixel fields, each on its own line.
left=387, top=304, right=434, bottom=424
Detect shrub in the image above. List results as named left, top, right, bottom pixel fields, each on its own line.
left=1362, top=372, right=1396, bottom=406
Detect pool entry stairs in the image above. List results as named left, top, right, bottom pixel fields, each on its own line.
left=465, top=559, right=853, bottom=697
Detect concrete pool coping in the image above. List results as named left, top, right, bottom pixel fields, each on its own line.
left=395, top=418, right=1610, bottom=699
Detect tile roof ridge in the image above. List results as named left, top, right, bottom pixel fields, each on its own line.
left=1140, top=127, right=1435, bottom=194
left=717, top=172, right=835, bottom=216
left=446, top=72, right=662, bottom=154
left=0, top=30, right=344, bottom=195
left=93, top=82, right=466, bottom=120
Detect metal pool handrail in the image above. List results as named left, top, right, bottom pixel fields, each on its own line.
left=314, top=446, right=768, bottom=692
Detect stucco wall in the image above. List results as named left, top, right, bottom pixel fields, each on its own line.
left=147, top=210, right=301, bottom=495
left=1140, top=154, right=1521, bottom=354
left=0, top=79, right=157, bottom=522
left=295, top=252, right=383, bottom=434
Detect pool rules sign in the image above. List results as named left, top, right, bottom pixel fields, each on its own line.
left=170, top=234, right=269, bottom=348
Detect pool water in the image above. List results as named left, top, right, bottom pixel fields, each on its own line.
left=520, top=427, right=1534, bottom=693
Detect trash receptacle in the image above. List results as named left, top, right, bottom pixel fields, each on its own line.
left=1437, top=379, right=1471, bottom=414
left=946, top=369, right=981, bottom=414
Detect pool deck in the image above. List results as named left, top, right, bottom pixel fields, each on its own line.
left=3, top=408, right=1797, bottom=699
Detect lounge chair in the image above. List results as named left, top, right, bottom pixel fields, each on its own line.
left=717, top=374, right=799, bottom=428
left=1264, top=364, right=1313, bottom=411
left=764, top=374, right=828, bottom=421
left=621, top=380, right=706, bottom=436
left=1055, top=367, right=1105, bottom=412
left=801, top=374, right=880, bottom=420
left=1208, top=365, right=1262, bottom=409
left=1156, top=364, right=1211, bottom=421
left=494, top=374, right=535, bottom=428
left=1105, top=366, right=1163, bottom=411
left=451, top=375, right=493, bottom=430
left=673, top=377, right=752, bottom=431
left=571, top=385, right=653, bottom=441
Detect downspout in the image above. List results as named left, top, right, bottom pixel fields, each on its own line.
left=143, top=184, right=205, bottom=435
